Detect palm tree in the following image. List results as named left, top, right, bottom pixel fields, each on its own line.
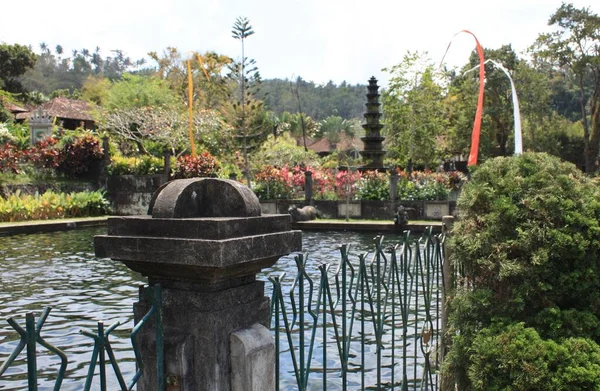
left=317, top=115, right=356, bottom=143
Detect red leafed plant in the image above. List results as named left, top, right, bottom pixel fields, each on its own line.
left=173, top=152, right=221, bottom=179
left=28, top=136, right=60, bottom=169
left=55, top=134, right=103, bottom=177
left=335, top=170, right=362, bottom=199
left=0, top=143, right=24, bottom=174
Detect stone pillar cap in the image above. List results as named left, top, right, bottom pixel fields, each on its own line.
left=149, top=178, right=261, bottom=218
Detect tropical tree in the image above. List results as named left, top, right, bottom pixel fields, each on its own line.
left=148, top=48, right=232, bottom=109
left=316, top=115, right=359, bottom=143
left=0, top=43, right=37, bottom=93
left=225, top=16, right=269, bottom=185
left=532, top=3, right=600, bottom=173
left=383, top=51, right=449, bottom=169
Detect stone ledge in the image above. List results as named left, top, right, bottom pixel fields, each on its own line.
left=106, top=214, right=292, bottom=240
left=94, top=230, right=302, bottom=282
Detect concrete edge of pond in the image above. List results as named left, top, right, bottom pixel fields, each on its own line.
left=0, top=216, right=442, bottom=236
left=0, top=216, right=110, bottom=237
left=292, top=220, right=442, bottom=234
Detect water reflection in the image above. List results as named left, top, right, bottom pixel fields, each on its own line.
left=0, top=228, right=412, bottom=390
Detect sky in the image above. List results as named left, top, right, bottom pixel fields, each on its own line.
left=1, top=0, right=594, bottom=87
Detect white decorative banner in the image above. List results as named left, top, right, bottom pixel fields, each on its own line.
left=463, top=59, right=523, bottom=155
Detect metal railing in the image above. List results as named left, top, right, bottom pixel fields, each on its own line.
left=269, top=229, right=445, bottom=390
left=0, top=284, right=165, bottom=391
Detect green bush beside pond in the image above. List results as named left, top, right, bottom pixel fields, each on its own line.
left=444, top=152, right=600, bottom=390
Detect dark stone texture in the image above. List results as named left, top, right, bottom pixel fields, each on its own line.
left=134, top=283, right=270, bottom=390
left=150, top=178, right=261, bottom=218
left=105, top=174, right=169, bottom=215
left=105, top=214, right=292, bottom=240
left=94, top=178, right=301, bottom=390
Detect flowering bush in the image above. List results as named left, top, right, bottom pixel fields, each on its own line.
left=358, top=170, right=389, bottom=200
left=397, top=170, right=461, bottom=201
left=254, top=165, right=293, bottom=200
left=172, top=151, right=220, bottom=179
left=0, top=122, right=29, bottom=149
left=0, top=123, right=17, bottom=145
left=335, top=170, right=362, bottom=200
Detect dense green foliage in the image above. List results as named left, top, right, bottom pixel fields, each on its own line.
left=444, top=152, right=600, bottom=389
left=467, top=322, right=600, bottom=390
left=0, top=43, right=37, bottom=93
left=358, top=171, right=389, bottom=200
left=257, top=78, right=366, bottom=121
left=106, top=155, right=164, bottom=176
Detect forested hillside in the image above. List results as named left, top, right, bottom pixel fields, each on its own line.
left=257, top=78, right=366, bottom=120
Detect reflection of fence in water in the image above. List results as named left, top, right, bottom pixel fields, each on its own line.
left=0, top=285, right=165, bottom=391
left=270, top=229, right=445, bottom=390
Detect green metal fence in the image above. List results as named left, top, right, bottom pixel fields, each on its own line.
left=269, top=229, right=445, bottom=390
left=0, top=284, right=165, bottom=391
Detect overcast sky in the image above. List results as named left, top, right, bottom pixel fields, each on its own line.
left=1, top=0, right=594, bottom=86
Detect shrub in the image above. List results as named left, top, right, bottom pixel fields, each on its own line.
left=254, top=165, right=293, bottom=200
left=467, top=322, right=600, bottom=390
left=358, top=170, right=389, bottom=200
left=107, top=155, right=164, bottom=176
left=335, top=170, right=361, bottom=200
left=0, top=143, right=23, bottom=174
left=172, top=151, right=220, bottom=179
left=444, top=153, right=600, bottom=389
left=0, top=123, right=17, bottom=145
left=397, top=170, right=450, bottom=200
left=28, top=136, right=60, bottom=170
left=0, top=190, right=110, bottom=222
left=3, top=122, right=30, bottom=149
left=55, top=133, right=104, bottom=178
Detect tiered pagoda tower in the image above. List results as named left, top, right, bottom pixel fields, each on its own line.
left=360, top=77, right=386, bottom=171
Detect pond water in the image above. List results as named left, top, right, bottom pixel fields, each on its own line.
left=0, top=227, right=437, bottom=390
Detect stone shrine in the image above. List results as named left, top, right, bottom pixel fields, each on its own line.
left=360, top=77, right=386, bottom=171
left=95, top=178, right=302, bottom=390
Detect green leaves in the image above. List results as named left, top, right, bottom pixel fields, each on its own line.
left=446, top=152, right=600, bottom=389
left=231, top=17, right=254, bottom=40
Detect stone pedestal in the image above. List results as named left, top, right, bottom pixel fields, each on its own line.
left=95, top=178, right=302, bottom=390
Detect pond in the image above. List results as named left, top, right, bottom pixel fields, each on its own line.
left=0, top=227, right=439, bottom=390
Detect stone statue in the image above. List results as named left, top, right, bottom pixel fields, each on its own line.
left=394, top=205, right=412, bottom=226
left=288, top=205, right=319, bottom=222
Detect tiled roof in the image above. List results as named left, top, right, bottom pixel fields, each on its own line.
left=2, top=100, right=28, bottom=113
left=307, top=132, right=364, bottom=154
left=16, top=97, right=95, bottom=121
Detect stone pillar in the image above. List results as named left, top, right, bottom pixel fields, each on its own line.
left=95, top=178, right=302, bottom=390
left=99, top=136, right=111, bottom=185
left=304, top=170, right=313, bottom=206
left=440, top=215, right=454, bottom=371
left=163, top=149, right=171, bottom=177
left=389, top=170, right=398, bottom=201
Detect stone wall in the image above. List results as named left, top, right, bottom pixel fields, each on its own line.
left=104, top=174, right=169, bottom=215
left=260, top=199, right=456, bottom=220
